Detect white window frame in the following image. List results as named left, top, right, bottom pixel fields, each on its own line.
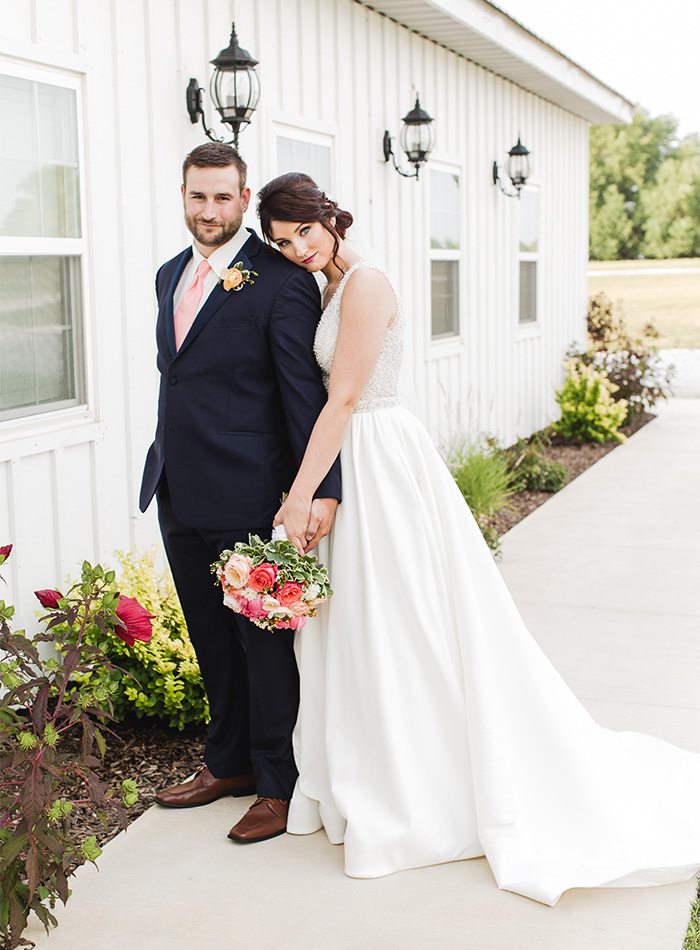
left=269, top=114, right=337, bottom=195
left=0, top=59, right=94, bottom=444
left=516, top=182, right=541, bottom=338
left=427, top=160, right=465, bottom=357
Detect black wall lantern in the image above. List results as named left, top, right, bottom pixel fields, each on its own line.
left=492, top=137, right=531, bottom=197
left=186, top=23, right=260, bottom=149
left=383, top=95, right=434, bottom=180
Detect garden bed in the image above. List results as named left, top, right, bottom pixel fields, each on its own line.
left=487, top=411, right=654, bottom=536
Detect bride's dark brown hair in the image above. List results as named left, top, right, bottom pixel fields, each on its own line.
left=257, top=173, right=354, bottom=272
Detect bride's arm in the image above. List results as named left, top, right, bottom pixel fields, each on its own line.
left=274, top=267, right=396, bottom=552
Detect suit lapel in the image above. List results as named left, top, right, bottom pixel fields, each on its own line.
left=174, top=231, right=263, bottom=359
left=160, top=249, right=192, bottom=359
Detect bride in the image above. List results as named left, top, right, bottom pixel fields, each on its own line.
left=255, top=172, right=700, bottom=906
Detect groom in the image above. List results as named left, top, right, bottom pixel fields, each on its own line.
left=139, top=143, right=341, bottom=842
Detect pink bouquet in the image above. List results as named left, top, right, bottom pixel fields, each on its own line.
left=211, top=534, right=332, bottom=631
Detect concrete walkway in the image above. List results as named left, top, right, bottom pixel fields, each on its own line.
left=26, top=400, right=700, bottom=950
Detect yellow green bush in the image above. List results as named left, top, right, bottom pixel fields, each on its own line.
left=554, top=360, right=628, bottom=444
left=71, top=548, right=208, bottom=730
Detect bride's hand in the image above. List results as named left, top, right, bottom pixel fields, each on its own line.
left=273, top=492, right=312, bottom=555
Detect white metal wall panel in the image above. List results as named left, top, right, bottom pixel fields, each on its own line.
left=0, top=0, right=590, bottom=624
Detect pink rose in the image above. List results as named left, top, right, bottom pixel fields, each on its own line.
left=223, top=554, right=251, bottom=590
left=0, top=544, right=12, bottom=564
left=113, top=595, right=155, bottom=647
left=248, top=563, right=278, bottom=592
left=276, top=581, right=304, bottom=606
left=34, top=589, right=63, bottom=609
left=242, top=597, right=268, bottom=620
left=275, top=615, right=306, bottom=631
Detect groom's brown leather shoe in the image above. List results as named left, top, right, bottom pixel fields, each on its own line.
left=227, top=797, right=289, bottom=843
left=155, top=766, right=256, bottom=808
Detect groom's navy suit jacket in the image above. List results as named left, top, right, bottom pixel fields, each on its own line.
left=139, top=228, right=341, bottom=529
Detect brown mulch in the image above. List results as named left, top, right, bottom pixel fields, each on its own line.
left=74, top=412, right=656, bottom=851
left=69, top=719, right=207, bottom=853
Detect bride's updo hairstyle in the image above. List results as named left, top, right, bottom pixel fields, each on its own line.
left=257, top=172, right=353, bottom=271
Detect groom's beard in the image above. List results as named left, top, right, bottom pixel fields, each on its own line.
left=185, top=208, right=243, bottom=247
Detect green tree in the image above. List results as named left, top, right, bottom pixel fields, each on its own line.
left=641, top=135, right=700, bottom=258
left=589, top=107, right=679, bottom=259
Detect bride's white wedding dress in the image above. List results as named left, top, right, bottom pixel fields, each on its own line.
left=287, top=260, right=700, bottom=906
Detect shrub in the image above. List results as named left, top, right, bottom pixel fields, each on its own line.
left=572, top=293, right=673, bottom=421
left=69, top=549, right=208, bottom=730
left=554, top=360, right=628, bottom=444
left=0, top=548, right=144, bottom=950
left=449, top=441, right=519, bottom=517
left=505, top=438, right=570, bottom=492
left=447, top=440, right=520, bottom=553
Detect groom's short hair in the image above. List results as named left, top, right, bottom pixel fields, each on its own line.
left=182, top=143, right=248, bottom=192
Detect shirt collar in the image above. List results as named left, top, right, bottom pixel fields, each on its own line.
left=191, top=226, right=251, bottom=277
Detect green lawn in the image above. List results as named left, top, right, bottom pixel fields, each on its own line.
left=588, top=258, right=700, bottom=348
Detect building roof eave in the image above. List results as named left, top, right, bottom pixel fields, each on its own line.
left=358, top=0, right=634, bottom=125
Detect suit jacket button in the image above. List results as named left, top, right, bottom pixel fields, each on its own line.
left=168, top=376, right=177, bottom=385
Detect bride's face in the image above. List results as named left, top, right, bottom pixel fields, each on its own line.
left=269, top=219, right=336, bottom=272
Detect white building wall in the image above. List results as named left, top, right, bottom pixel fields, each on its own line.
left=0, top=0, right=589, bottom=620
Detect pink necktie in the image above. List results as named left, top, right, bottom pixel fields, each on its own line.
left=174, top=259, right=211, bottom=350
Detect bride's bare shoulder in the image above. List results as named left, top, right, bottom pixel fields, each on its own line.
left=341, top=264, right=395, bottom=314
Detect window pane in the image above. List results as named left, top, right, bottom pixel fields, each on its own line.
left=0, top=256, right=85, bottom=419
left=0, top=159, right=41, bottom=235
left=0, top=75, right=81, bottom=237
left=430, top=170, right=460, bottom=249
left=519, top=260, right=537, bottom=324
left=277, top=136, right=332, bottom=194
left=519, top=189, right=539, bottom=253
left=431, top=260, right=459, bottom=338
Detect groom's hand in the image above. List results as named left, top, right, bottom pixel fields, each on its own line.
left=304, top=498, right=339, bottom=553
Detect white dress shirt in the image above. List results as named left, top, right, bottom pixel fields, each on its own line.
left=173, top=227, right=253, bottom=314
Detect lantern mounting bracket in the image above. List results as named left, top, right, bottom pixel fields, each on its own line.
left=186, top=78, right=238, bottom=147
left=492, top=161, right=522, bottom=198
left=383, top=131, right=421, bottom=179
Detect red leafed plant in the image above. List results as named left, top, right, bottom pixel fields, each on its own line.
left=0, top=549, right=153, bottom=949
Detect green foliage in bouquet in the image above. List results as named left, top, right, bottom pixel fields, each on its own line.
left=223, top=536, right=333, bottom=594
left=554, top=359, right=628, bottom=444
left=69, top=549, right=208, bottom=731
left=0, top=550, right=141, bottom=950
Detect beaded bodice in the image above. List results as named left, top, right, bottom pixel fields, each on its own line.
left=313, top=261, right=404, bottom=412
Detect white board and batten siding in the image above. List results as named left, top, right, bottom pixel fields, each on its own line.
left=0, top=0, right=625, bottom=622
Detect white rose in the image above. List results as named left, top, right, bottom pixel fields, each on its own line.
left=302, top=583, right=320, bottom=602
left=224, top=554, right=251, bottom=589
left=223, top=592, right=243, bottom=613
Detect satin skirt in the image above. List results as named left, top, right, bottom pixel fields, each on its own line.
left=288, top=406, right=700, bottom=905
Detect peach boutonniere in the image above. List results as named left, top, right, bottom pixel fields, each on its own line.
left=220, top=261, right=258, bottom=292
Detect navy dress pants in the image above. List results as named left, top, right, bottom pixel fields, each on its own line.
left=156, top=474, right=299, bottom=799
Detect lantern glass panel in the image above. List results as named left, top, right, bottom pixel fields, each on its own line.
left=400, top=121, right=434, bottom=164
left=210, top=68, right=260, bottom=123
left=507, top=151, right=531, bottom=187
